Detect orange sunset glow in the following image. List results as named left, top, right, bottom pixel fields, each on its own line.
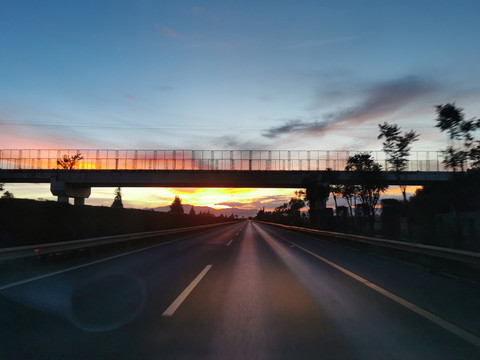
left=4, top=183, right=421, bottom=213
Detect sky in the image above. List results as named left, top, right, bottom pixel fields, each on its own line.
left=1, top=0, right=480, bottom=210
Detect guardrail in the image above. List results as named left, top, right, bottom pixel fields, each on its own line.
left=258, top=221, right=480, bottom=265
left=0, top=149, right=447, bottom=171
left=0, top=222, right=236, bottom=262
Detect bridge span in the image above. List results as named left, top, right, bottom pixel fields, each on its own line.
left=0, top=149, right=452, bottom=207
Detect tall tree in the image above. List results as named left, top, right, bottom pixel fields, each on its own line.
left=330, top=184, right=341, bottom=211
left=189, top=206, right=196, bottom=216
left=287, top=197, right=305, bottom=218
left=345, top=153, right=388, bottom=232
left=57, top=151, right=84, bottom=169
left=378, top=122, right=419, bottom=202
left=469, top=143, right=480, bottom=168
left=331, top=183, right=356, bottom=220
left=435, top=103, right=480, bottom=171
left=111, top=187, right=123, bottom=208
left=169, top=195, right=184, bottom=214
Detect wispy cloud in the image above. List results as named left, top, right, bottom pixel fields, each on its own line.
left=191, top=6, right=204, bottom=15
left=215, top=194, right=296, bottom=210
left=123, top=94, right=136, bottom=100
left=284, top=36, right=357, bottom=50
left=263, top=76, right=438, bottom=138
left=157, top=25, right=182, bottom=38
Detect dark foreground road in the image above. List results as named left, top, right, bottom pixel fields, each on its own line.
left=1, top=221, right=479, bottom=359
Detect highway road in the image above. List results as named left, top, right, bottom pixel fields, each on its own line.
left=1, top=221, right=479, bottom=359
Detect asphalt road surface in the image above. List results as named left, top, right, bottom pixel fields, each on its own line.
left=1, top=221, right=479, bottom=359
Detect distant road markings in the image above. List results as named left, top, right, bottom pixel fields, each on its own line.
left=226, top=240, right=233, bottom=247
left=284, top=239, right=480, bottom=349
left=162, top=265, right=213, bottom=317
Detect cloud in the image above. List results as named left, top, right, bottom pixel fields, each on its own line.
left=123, top=94, right=136, bottom=100
left=215, top=201, right=254, bottom=209
left=191, top=6, right=204, bottom=15
left=284, top=36, right=357, bottom=50
left=213, top=135, right=261, bottom=149
left=215, top=194, right=298, bottom=211
left=157, top=25, right=182, bottom=38
left=263, top=76, right=438, bottom=138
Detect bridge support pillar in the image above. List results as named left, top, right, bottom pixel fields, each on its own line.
left=58, top=196, right=69, bottom=203
left=306, top=182, right=331, bottom=229
left=74, top=197, right=85, bottom=206
left=50, top=177, right=91, bottom=206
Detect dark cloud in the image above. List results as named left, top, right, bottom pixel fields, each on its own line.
left=216, top=194, right=298, bottom=211
left=263, top=76, right=438, bottom=138
left=262, top=118, right=329, bottom=138
left=212, top=135, right=265, bottom=149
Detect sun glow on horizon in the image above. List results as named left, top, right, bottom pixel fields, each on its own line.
left=5, top=183, right=423, bottom=212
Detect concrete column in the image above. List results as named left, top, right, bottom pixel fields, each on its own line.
left=306, top=182, right=331, bottom=229
left=74, top=197, right=85, bottom=206
left=51, top=177, right=91, bottom=206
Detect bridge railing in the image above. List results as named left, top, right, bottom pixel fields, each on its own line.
left=0, top=149, right=448, bottom=172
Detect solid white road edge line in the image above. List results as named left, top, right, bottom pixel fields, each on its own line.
left=286, top=238, right=480, bottom=349
left=0, top=237, right=185, bottom=291
left=162, top=265, right=213, bottom=317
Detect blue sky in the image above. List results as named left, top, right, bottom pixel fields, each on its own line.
left=1, top=1, right=480, bottom=208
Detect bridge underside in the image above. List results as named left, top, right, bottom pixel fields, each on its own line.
left=0, top=169, right=452, bottom=187
left=0, top=169, right=452, bottom=208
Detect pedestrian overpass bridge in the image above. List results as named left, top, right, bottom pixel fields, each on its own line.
left=0, top=149, right=452, bottom=206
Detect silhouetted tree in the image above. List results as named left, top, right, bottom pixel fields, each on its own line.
left=189, top=206, right=196, bottom=216
left=331, top=183, right=356, bottom=224
left=346, top=153, right=388, bottom=233
left=111, top=187, right=123, bottom=208
left=330, top=184, right=342, bottom=213
left=409, top=170, right=480, bottom=250
left=378, top=122, right=419, bottom=202
left=0, top=184, right=14, bottom=199
left=435, top=103, right=480, bottom=171
left=288, top=197, right=305, bottom=217
left=169, top=195, right=184, bottom=214
left=470, top=143, right=480, bottom=168
left=57, top=151, right=84, bottom=169
left=255, top=192, right=306, bottom=226
left=1, top=191, right=14, bottom=199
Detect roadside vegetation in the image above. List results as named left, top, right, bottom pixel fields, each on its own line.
left=256, top=103, right=480, bottom=251
left=0, top=183, right=14, bottom=199
left=0, top=195, right=237, bottom=248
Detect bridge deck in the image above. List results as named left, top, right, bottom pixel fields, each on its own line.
left=0, top=169, right=452, bottom=187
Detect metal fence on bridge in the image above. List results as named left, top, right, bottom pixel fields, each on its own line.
left=0, top=149, right=447, bottom=172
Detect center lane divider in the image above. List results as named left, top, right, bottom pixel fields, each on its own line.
left=162, top=265, right=213, bottom=317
